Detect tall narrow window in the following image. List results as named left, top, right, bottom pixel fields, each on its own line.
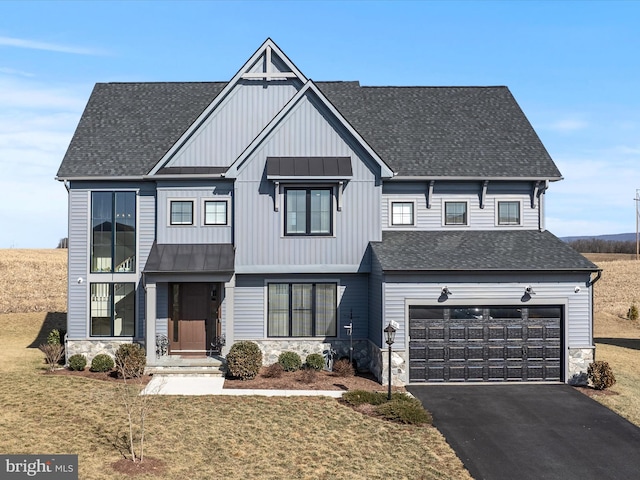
left=285, top=188, right=332, bottom=235
left=91, top=192, right=136, bottom=273
left=90, top=283, right=135, bottom=337
left=170, top=201, right=193, bottom=225
left=268, top=283, right=337, bottom=337
left=498, top=201, right=521, bottom=225
left=204, top=200, right=228, bottom=225
left=391, top=202, right=414, bottom=225
left=445, top=201, right=468, bottom=225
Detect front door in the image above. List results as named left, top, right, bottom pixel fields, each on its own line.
left=169, top=283, right=211, bottom=356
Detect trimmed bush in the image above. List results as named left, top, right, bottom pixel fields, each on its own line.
left=332, top=358, right=355, bottom=377
left=91, top=353, right=115, bottom=372
left=342, top=390, right=408, bottom=407
left=226, top=341, right=263, bottom=380
left=278, top=351, right=302, bottom=372
left=68, top=354, right=87, bottom=371
left=305, top=353, right=325, bottom=371
left=262, top=362, right=284, bottom=378
left=375, top=397, right=432, bottom=425
left=114, top=343, right=147, bottom=379
left=588, top=360, right=616, bottom=390
left=628, top=304, right=639, bottom=321
left=47, top=329, right=63, bottom=346
left=38, top=344, right=64, bottom=371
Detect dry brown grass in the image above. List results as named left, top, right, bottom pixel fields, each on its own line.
left=586, top=254, right=640, bottom=320
left=0, top=249, right=67, bottom=314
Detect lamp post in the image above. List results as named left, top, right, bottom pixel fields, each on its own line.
left=384, top=323, right=397, bottom=401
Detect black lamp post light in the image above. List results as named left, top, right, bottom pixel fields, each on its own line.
left=384, top=322, right=397, bottom=400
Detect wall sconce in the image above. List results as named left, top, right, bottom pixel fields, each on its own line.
left=441, top=286, right=452, bottom=297
left=77, top=277, right=84, bottom=284
left=575, top=286, right=581, bottom=293
left=525, top=286, right=536, bottom=296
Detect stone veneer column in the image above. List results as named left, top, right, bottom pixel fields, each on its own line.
left=145, top=282, right=157, bottom=365
left=567, top=347, right=595, bottom=386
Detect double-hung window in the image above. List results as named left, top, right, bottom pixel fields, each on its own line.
left=497, top=201, right=521, bottom=225
left=91, top=191, right=136, bottom=273
left=268, top=283, right=337, bottom=337
left=90, top=283, right=135, bottom=337
left=444, top=201, right=468, bottom=226
left=391, top=202, right=415, bottom=226
left=285, top=187, right=332, bottom=235
left=170, top=200, right=193, bottom=225
left=204, top=200, right=228, bottom=225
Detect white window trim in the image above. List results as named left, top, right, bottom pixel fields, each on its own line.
left=168, top=198, right=196, bottom=226
left=495, top=198, right=523, bottom=227
left=202, top=198, right=230, bottom=226
left=442, top=199, right=470, bottom=227
left=388, top=199, right=417, bottom=227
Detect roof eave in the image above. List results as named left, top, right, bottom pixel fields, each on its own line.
left=389, top=175, right=564, bottom=182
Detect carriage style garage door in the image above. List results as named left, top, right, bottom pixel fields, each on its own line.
left=408, top=306, right=562, bottom=382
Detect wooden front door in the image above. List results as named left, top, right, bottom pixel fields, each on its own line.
left=169, top=283, right=211, bottom=356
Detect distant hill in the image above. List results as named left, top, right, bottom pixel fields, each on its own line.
left=561, top=233, right=636, bottom=243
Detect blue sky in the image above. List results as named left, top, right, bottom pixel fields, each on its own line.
left=0, top=0, right=638, bottom=248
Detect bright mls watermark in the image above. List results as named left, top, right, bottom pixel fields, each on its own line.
left=1, top=455, right=77, bottom=479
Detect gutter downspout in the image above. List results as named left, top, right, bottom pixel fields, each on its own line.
left=588, top=269, right=603, bottom=361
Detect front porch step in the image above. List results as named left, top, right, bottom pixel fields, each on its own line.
left=146, top=356, right=226, bottom=376
left=146, top=366, right=225, bottom=376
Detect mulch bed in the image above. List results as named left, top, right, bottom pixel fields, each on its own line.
left=573, top=386, right=619, bottom=398
left=112, top=457, right=166, bottom=476
left=45, top=367, right=152, bottom=385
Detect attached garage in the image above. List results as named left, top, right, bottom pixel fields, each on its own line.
left=408, top=305, right=562, bottom=382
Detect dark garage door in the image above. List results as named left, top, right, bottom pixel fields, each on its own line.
left=409, top=306, right=562, bottom=382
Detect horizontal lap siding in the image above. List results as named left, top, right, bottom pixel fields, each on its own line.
left=67, top=189, right=88, bottom=338
left=234, top=276, right=266, bottom=339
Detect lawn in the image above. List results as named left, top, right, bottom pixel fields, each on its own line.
left=0, top=312, right=471, bottom=480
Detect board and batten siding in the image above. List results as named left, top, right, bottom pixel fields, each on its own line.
left=233, top=93, right=382, bottom=272
left=233, top=274, right=370, bottom=341
left=156, top=182, right=233, bottom=245
left=368, top=251, right=384, bottom=347
left=382, top=181, right=539, bottom=231
left=381, top=273, right=593, bottom=350
left=166, top=81, right=300, bottom=168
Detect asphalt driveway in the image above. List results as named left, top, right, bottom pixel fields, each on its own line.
left=407, top=384, right=640, bottom=480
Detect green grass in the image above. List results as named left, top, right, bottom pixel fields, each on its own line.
left=0, top=313, right=471, bottom=480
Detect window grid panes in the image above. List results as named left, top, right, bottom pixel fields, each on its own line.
left=170, top=201, right=193, bottom=225
left=90, top=283, right=135, bottom=337
left=498, top=201, right=521, bottom=225
left=204, top=200, right=228, bottom=225
left=445, top=201, right=467, bottom=225
left=285, top=188, right=332, bottom=235
left=391, top=202, right=414, bottom=225
left=268, top=283, right=337, bottom=337
left=91, top=192, right=136, bottom=273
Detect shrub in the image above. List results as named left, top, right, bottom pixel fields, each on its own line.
left=38, top=344, right=64, bottom=371
left=114, top=343, right=147, bottom=379
left=588, top=360, right=616, bottom=390
left=305, top=353, right=325, bottom=371
left=68, top=354, right=87, bottom=371
left=262, top=362, right=284, bottom=378
left=332, top=358, right=355, bottom=377
left=226, top=341, right=263, bottom=380
left=300, top=368, right=318, bottom=384
left=342, top=390, right=409, bottom=407
left=47, top=328, right=64, bottom=346
left=278, top=351, right=302, bottom=372
left=628, top=304, right=639, bottom=321
left=91, top=353, right=115, bottom=372
left=375, top=396, right=432, bottom=425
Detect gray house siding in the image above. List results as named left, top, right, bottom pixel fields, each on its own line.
left=382, top=181, right=539, bottom=231
left=233, top=94, right=382, bottom=273
left=67, top=188, right=89, bottom=339
left=368, top=249, right=384, bottom=348
left=156, top=181, right=233, bottom=244
left=166, top=81, right=300, bottom=168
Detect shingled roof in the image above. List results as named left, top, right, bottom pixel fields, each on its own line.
left=57, top=81, right=561, bottom=179
left=370, top=230, right=599, bottom=272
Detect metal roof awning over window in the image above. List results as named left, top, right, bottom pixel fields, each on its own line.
left=266, top=156, right=353, bottom=180
left=143, top=243, right=235, bottom=274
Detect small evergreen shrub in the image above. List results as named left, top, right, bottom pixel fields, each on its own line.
left=91, top=353, right=115, bottom=372
left=332, top=358, right=355, bottom=377
left=38, top=344, right=64, bottom=371
left=68, top=354, right=87, bottom=371
left=588, top=360, right=616, bottom=390
left=262, top=362, right=284, bottom=378
left=628, top=304, right=639, bottom=321
left=278, top=351, right=302, bottom=372
left=375, top=396, right=432, bottom=425
left=342, top=390, right=408, bottom=407
left=47, top=329, right=64, bottom=346
left=226, top=341, right=263, bottom=380
left=304, top=353, right=325, bottom=371
left=114, top=343, right=147, bottom=379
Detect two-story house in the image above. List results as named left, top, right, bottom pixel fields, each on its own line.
left=56, top=39, right=599, bottom=385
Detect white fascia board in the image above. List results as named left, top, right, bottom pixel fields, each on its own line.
left=227, top=80, right=395, bottom=179
left=55, top=175, right=145, bottom=182
left=389, top=175, right=564, bottom=182
left=147, top=38, right=308, bottom=177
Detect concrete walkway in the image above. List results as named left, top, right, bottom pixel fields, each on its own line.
left=141, top=374, right=344, bottom=397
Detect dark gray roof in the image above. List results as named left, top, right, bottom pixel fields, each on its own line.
left=371, top=230, right=598, bottom=272
left=57, top=81, right=561, bottom=179
left=144, top=243, right=235, bottom=274
left=156, top=166, right=228, bottom=176
left=266, top=157, right=352, bottom=177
